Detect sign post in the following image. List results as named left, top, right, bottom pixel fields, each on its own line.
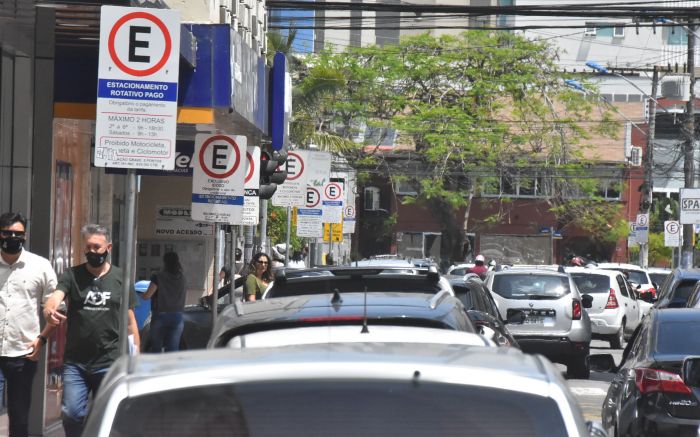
left=96, top=6, right=180, bottom=356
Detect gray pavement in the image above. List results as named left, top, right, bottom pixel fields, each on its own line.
left=0, top=412, right=65, bottom=437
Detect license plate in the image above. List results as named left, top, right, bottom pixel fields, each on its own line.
left=524, top=316, right=555, bottom=327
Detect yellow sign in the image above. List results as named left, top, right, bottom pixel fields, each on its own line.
left=291, top=207, right=297, bottom=227
left=323, top=222, right=343, bottom=242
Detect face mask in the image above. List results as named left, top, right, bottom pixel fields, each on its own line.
left=85, top=251, right=109, bottom=268
left=0, top=237, right=24, bottom=255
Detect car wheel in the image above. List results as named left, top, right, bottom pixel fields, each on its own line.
left=610, top=320, right=625, bottom=349
left=567, top=355, right=590, bottom=379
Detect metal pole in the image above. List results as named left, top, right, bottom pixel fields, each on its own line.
left=212, top=224, right=221, bottom=326
left=120, top=169, right=137, bottom=356
left=229, top=225, right=237, bottom=302
left=329, top=223, right=333, bottom=264
left=682, top=20, right=696, bottom=268
left=244, top=225, right=254, bottom=266
left=285, top=206, right=291, bottom=267
left=640, top=67, right=659, bottom=269
left=259, top=199, right=269, bottom=253
left=549, top=226, right=555, bottom=264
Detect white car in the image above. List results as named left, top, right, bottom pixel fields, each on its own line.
left=567, top=267, right=642, bottom=348
left=83, top=343, right=602, bottom=436
left=595, top=263, right=657, bottom=298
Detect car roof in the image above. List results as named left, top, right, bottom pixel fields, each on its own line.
left=353, top=259, right=416, bottom=267
left=226, top=325, right=492, bottom=349
left=670, top=268, right=700, bottom=278
left=647, top=267, right=672, bottom=273
left=211, top=292, right=473, bottom=346
left=653, top=307, right=700, bottom=323
left=491, top=268, right=568, bottom=277
left=596, top=262, right=646, bottom=271
left=565, top=267, right=620, bottom=278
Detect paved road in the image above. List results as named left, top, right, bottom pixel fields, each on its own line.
left=557, top=339, right=624, bottom=423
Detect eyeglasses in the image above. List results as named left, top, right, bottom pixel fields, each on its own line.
left=0, top=230, right=25, bottom=238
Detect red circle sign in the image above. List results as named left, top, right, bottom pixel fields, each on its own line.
left=325, top=183, right=342, bottom=200
left=286, top=152, right=305, bottom=181
left=108, top=12, right=172, bottom=77
left=306, top=187, right=321, bottom=208
left=245, top=151, right=255, bottom=183
left=198, top=135, right=241, bottom=179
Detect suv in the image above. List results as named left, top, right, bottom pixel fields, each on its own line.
left=655, top=268, right=700, bottom=309
left=484, top=269, right=593, bottom=378
left=208, top=291, right=476, bottom=348
left=566, top=267, right=641, bottom=348
left=596, top=262, right=656, bottom=298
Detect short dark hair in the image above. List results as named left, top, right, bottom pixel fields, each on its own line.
left=0, top=212, right=27, bottom=230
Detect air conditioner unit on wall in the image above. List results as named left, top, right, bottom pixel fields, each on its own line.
left=660, top=76, right=689, bottom=101
left=629, top=146, right=642, bottom=166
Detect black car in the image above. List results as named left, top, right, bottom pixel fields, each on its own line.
left=263, top=266, right=452, bottom=299
left=446, top=274, right=520, bottom=348
left=654, top=269, right=700, bottom=309
left=208, top=291, right=479, bottom=348
left=591, top=308, right=700, bottom=436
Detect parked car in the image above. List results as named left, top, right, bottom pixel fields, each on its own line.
left=596, top=262, right=657, bottom=298
left=83, top=342, right=600, bottom=437
left=484, top=268, right=593, bottom=378
left=590, top=308, right=700, bottom=437
left=685, top=281, right=700, bottom=308
left=654, top=269, right=700, bottom=309
left=208, top=291, right=477, bottom=348
left=447, top=263, right=475, bottom=276
left=446, top=274, right=520, bottom=347
left=262, top=266, right=453, bottom=299
left=648, top=267, right=672, bottom=289
left=567, top=267, right=641, bottom=348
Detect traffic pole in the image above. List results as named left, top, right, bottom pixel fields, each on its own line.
left=682, top=19, right=697, bottom=268
left=120, top=169, right=137, bottom=356
left=285, top=206, right=291, bottom=267
left=640, top=66, right=659, bottom=269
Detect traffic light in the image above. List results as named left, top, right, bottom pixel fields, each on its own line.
left=259, top=148, right=287, bottom=199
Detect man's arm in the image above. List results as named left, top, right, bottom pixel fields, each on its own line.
left=26, top=323, right=58, bottom=361
left=43, top=290, right=67, bottom=325
left=142, top=282, right=158, bottom=300
left=128, top=309, right=140, bottom=352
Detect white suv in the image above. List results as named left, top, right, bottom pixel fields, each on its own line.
left=567, top=267, right=641, bottom=349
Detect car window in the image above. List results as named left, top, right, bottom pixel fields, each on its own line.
left=570, top=273, right=609, bottom=294
left=672, top=279, right=700, bottom=304
left=109, top=381, right=570, bottom=437
left=266, top=277, right=443, bottom=298
left=621, top=269, right=647, bottom=284
left=491, top=274, right=570, bottom=299
left=616, top=276, right=629, bottom=298
left=621, top=324, right=647, bottom=367
left=657, top=273, right=675, bottom=299
left=450, top=268, right=469, bottom=276
left=648, top=273, right=668, bottom=286
left=655, top=321, right=700, bottom=355
left=687, top=284, right=700, bottom=308
left=452, top=285, right=475, bottom=310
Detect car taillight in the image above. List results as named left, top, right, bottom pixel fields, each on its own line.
left=635, top=368, right=692, bottom=394
left=572, top=300, right=582, bottom=320
left=605, top=288, right=619, bottom=309
left=649, top=288, right=656, bottom=297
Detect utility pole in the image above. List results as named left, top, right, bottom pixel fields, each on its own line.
left=640, top=66, right=659, bottom=269
left=682, top=19, right=696, bottom=268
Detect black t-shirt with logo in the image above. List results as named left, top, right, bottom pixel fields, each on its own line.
left=56, top=263, right=137, bottom=370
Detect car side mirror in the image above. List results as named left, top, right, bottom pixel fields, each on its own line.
left=587, top=354, right=617, bottom=373
left=505, top=310, right=525, bottom=325
left=683, top=357, right=700, bottom=387
left=581, top=294, right=593, bottom=309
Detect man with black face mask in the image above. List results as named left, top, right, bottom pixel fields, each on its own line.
left=0, top=212, right=57, bottom=437
left=43, top=223, right=140, bottom=437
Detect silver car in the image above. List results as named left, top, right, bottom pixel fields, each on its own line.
left=567, top=267, right=641, bottom=348
left=83, top=342, right=600, bottom=436
left=484, top=268, right=593, bottom=378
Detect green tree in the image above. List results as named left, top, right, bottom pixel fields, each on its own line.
left=296, top=31, right=621, bottom=263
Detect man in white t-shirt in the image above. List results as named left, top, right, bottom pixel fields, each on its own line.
left=0, top=212, right=57, bottom=437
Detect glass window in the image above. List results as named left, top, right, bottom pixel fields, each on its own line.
left=616, top=276, right=629, bottom=297
left=614, top=25, right=625, bottom=37
left=452, top=285, right=475, bottom=310
left=502, top=176, right=516, bottom=195
left=492, top=274, right=570, bottom=299
left=667, top=26, right=688, bottom=45
left=649, top=273, right=669, bottom=286
left=672, top=279, right=700, bottom=303
left=110, top=381, right=570, bottom=437
left=656, top=321, right=700, bottom=355
left=571, top=274, right=610, bottom=294
left=597, top=26, right=614, bottom=37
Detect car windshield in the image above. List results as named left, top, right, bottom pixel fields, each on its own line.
left=656, top=321, right=700, bottom=355
left=570, top=274, right=610, bottom=294
left=604, top=268, right=646, bottom=284
left=109, top=381, right=569, bottom=437
left=648, top=273, right=668, bottom=286
left=491, top=274, right=570, bottom=299
left=266, top=277, right=442, bottom=298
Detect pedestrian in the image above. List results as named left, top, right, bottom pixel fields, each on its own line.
left=467, top=254, right=489, bottom=279
left=326, top=252, right=335, bottom=266
left=141, top=252, right=187, bottom=352
left=244, top=252, right=272, bottom=301
left=288, top=250, right=306, bottom=269
left=0, top=212, right=57, bottom=437
left=43, top=224, right=140, bottom=437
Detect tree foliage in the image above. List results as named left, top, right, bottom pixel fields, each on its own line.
left=295, top=31, right=624, bottom=263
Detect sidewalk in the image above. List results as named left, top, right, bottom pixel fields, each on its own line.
left=0, top=412, right=65, bottom=437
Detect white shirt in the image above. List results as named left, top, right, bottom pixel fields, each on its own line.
left=0, top=249, right=57, bottom=357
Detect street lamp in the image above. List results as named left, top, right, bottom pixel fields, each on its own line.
left=585, top=61, right=668, bottom=112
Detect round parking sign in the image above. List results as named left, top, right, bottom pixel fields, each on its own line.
left=325, top=182, right=342, bottom=200
left=198, top=135, right=242, bottom=179
left=108, top=11, right=172, bottom=77
left=306, top=187, right=321, bottom=208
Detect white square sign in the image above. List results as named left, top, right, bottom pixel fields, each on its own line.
left=242, top=146, right=260, bottom=225
left=322, top=181, right=343, bottom=224
left=272, top=150, right=310, bottom=207
left=95, top=6, right=180, bottom=170
left=191, top=134, right=246, bottom=223
left=681, top=188, right=700, bottom=224
left=664, top=221, right=681, bottom=247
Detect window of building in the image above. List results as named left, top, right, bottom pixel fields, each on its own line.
left=667, top=26, right=688, bottom=45
left=364, top=186, right=381, bottom=210
left=584, top=25, right=597, bottom=36
left=613, top=25, right=625, bottom=37
left=395, top=180, right=418, bottom=195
